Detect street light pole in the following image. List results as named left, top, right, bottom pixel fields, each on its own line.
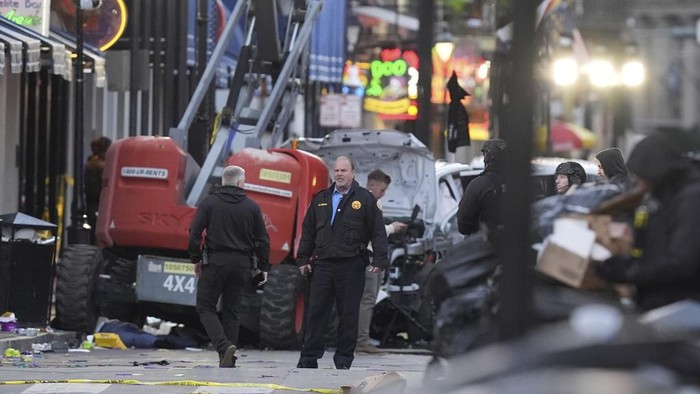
left=415, top=0, right=435, bottom=148
left=67, top=0, right=90, bottom=245
left=435, top=32, right=455, bottom=160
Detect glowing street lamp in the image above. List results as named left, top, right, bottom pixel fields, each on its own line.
left=435, top=32, right=456, bottom=64
left=434, top=31, right=455, bottom=159
left=585, top=59, right=619, bottom=88
left=552, top=57, right=578, bottom=86
left=621, top=60, right=645, bottom=87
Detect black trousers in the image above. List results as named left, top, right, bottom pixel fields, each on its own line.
left=196, top=253, right=250, bottom=354
left=298, top=256, right=366, bottom=368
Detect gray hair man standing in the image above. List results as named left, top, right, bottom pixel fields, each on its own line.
left=188, top=165, right=270, bottom=368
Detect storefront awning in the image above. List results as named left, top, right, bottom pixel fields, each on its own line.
left=48, top=30, right=106, bottom=88
left=0, top=30, right=23, bottom=73
left=0, top=19, right=41, bottom=73
left=0, top=16, right=71, bottom=76
left=352, top=6, right=419, bottom=31
left=0, top=16, right=106, bottom=86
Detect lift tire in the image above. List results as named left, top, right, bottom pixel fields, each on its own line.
left=54, top=244, right=103, bottom=333
left=260, top=264, right=304, bottom=349
left=96, top=257, right=138, bottom=321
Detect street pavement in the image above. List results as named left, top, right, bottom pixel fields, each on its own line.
left=0, top=333, right=433, bottom=394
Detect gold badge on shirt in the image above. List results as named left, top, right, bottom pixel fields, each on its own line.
left=351, top=201, right=361, bottom=210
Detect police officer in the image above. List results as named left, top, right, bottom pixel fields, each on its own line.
left=188, top=165, right=270, bottom=368
left=296, top=156, right=389, bottom=370
left=554, top=161, right=587, bottom=194
left=457, top=139, right=507, bottom=239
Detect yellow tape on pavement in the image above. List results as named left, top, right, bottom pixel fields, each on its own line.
left=0, top=379, right=342, bottom=393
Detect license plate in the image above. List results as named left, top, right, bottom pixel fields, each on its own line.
left=136, top=255, right=197, bottom=306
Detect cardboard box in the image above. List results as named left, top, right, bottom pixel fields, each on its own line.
left=537, top=240, right=607, bottom=290
left=568, top=214, right=633, bottom=257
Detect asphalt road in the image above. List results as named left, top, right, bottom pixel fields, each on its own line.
left=0, top=346, right=433, bottom=393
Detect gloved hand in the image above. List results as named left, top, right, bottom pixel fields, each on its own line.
left=594, top=255, right=632, bottom=282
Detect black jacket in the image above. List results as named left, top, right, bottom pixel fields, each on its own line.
left=457, top=168, right=505, bottom=236
left=296, top=180, right=389, bottom=269
left=596, top=148, right=631, bottom=190
left=188, top=186, right=270, bottom=271
left=596, top=134, right=700, bottom=310
left=596, top=148, right=628, bottom=179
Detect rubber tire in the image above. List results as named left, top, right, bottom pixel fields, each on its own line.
left=54, top=244, right=103, bottom=333
left=259, top=264, right=304, bottom=349
left=97, top=257, right=138, bottom=321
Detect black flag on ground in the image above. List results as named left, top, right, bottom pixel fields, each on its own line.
left=446, top=71, right=471, bottom=152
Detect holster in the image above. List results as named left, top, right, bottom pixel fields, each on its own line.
left=202, top=247, right=210, bottom=266
left=359, top=245, right=370, bottom=267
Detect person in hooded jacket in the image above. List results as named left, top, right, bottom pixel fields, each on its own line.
left=457, top=139, right=507, bottom=239
left=595, top=133, right=700, bottom=311
left=595, top=147, right=631, bottom=189
left=188, top=165, right=270, bottom=368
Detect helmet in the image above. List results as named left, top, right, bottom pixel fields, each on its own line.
left=482, top=139, right=507, bottom=167
left=555, top=161, right=587, bottom=186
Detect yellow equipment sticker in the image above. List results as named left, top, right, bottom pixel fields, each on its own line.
left=259, top=168, right=292, bottom=184
left=164, top=262, right=195, bottom=275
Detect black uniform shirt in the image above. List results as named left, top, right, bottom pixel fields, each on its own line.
left=296, top=180, right=389, bottom=269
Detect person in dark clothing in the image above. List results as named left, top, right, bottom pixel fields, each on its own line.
left=457, top=139, right=507, bottom=237
left=296, top=156, right=389, bottom=370
left=188, top=165, right=270, bottom=368
left=357, top=169, right=406, bottom=354
left=85, top=136, right=111, bottom=241
left=554, top=161, right=587, bottom=195
left=595, top=147, right=631, bottom=189
left=595, top=133, right=700, bottom=311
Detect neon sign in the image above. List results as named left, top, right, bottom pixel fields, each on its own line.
left=1, top=0, right=50, bottom=34
left=363, top=48, right=419, bottom=120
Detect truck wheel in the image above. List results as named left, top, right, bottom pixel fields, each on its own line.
left=260, top=264, right=304, bottom=349
left=54, top=244, right=103, bottom=333
left=96, top=257, right=138, bottom=321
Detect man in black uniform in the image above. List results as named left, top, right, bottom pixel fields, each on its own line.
left=457, top=138, right=507, bottom=239
left=188, top=165, right=270, bottom=368
left=296, top=156, right=389, bottom=370
left=554, top=161, right=587, bottom=194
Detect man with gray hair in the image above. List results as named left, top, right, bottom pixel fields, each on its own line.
left=188, top=165, right=270, bottom=368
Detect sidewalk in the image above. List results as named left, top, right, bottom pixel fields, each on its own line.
left=0, top=329, right=77, bottom=353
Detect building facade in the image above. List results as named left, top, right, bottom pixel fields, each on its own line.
left=631, top=0, right=700, bottom=132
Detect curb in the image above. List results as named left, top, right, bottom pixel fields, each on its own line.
left=0, top=330, right=77, bottom=353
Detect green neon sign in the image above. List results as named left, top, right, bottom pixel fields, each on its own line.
left=3, top=8, right=42, bottom=27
